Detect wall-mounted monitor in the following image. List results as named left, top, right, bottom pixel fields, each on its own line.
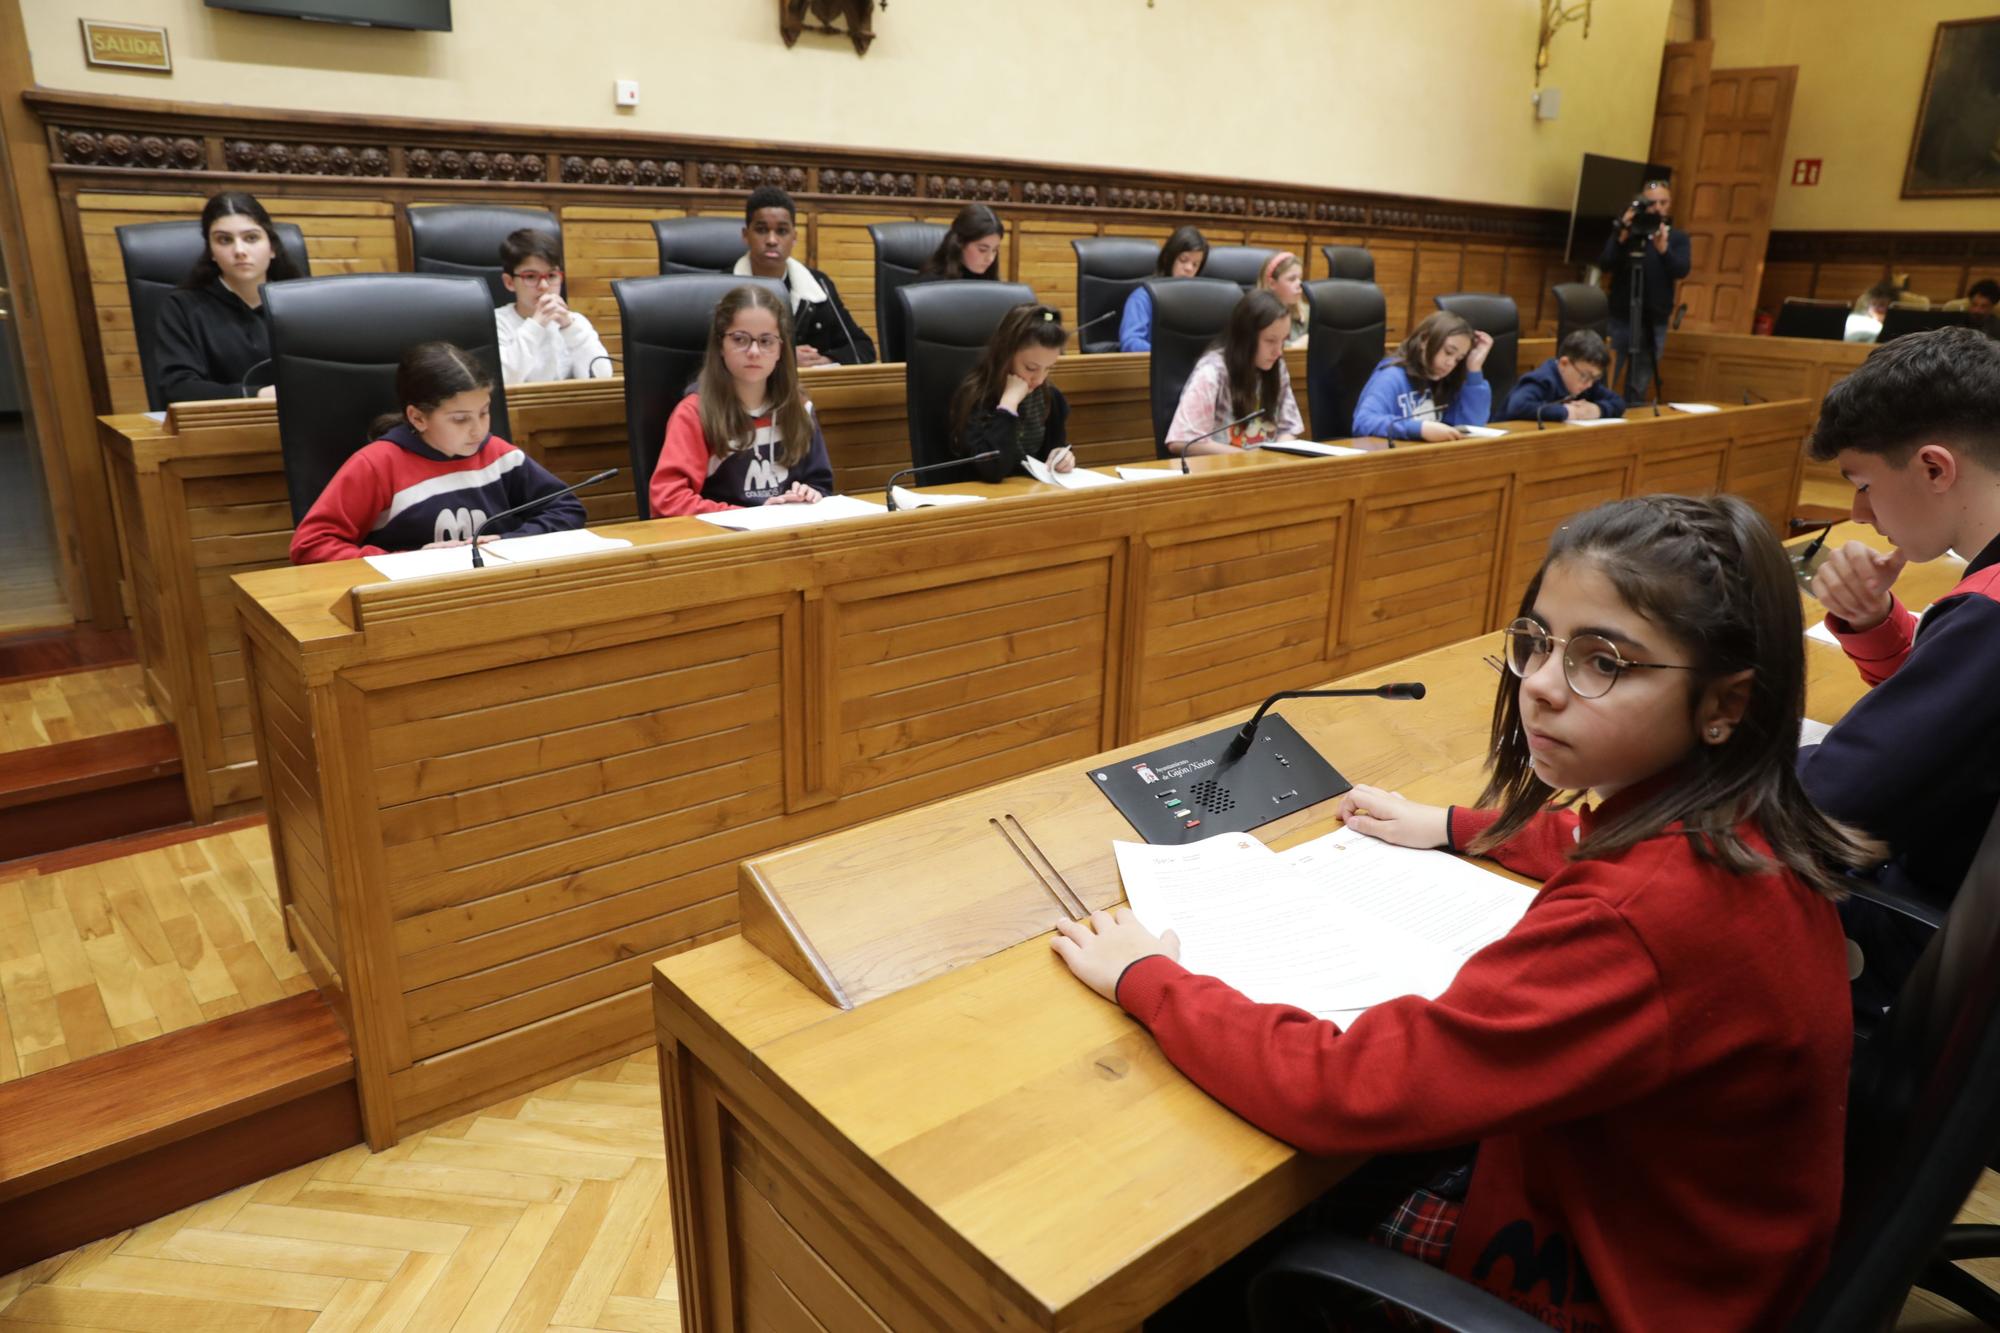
left=204, top=0, right=451, bottom=32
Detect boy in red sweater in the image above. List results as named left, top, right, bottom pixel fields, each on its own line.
left=1056, top=495, right=1876, bottom=1332
left=290, top=342, right=582, bottom=564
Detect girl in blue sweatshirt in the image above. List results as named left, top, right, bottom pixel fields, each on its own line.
left=1352, top=311, right=1494, bottom=442
left=1118, top=225, right=1210, bottom=353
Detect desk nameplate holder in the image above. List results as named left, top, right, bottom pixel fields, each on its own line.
left=1089, top=715, right=1352, bottom=845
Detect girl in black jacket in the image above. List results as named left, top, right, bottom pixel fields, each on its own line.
left=154, top=191, right=301, bottom=403
left=950, top=304, right=1070, bottom=483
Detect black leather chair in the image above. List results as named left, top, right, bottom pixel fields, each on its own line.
left=1321, top=245, right=1376, bottom=282
left=406, top=204, right=560, bottom=307
left=1145, top=277, right=1242, bottom=457
left=612, top=274, right=786, bottom=518
left=1072, top=237, right=1161, bottom=354
left=264, top=274, right=510, bottom=524
left=1200, top=245, right=1278, bottom=293
left=1551, top=281, right=1611, bottom=345
left=118, top=218, right=312, bottom=412
left=1304, top=280, right=1388, bottom=441
left=652, top=216, right=747, bottom=277
left=1247, top=802, right=2000, bottom=1333
left=898, top=280, right=1036, bottom=479
left=1877, top=307, right=1976, bottom=344
left=1435, top=293, right=1522, bottom=409
left=869, top=221, right=949, bottom=363
left=1773, top=299, right=1852, bottom=341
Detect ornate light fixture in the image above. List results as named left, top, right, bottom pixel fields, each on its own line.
left=1537, top=0, right=1593, bottom=86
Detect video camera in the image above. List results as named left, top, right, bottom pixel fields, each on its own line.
left=1625, top=196, right=1668, bottom=237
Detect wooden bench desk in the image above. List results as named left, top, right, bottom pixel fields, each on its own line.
left=228, top=401, right=1807, bottom=1148
left=650, top=520, right=1964, bottom=1332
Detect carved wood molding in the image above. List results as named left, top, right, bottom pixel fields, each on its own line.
left=26, top=87, right=1567, bottom=243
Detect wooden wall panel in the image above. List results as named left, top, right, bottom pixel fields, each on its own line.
left=1499, top=462, right=1633, bottom=616
left=557, top=204, right=681, bottom=363
left=1344, top=482, right=1508, bottom=670
left=1014, top=219, right=1094, bottom=331
left=815, top=210, right=924, bottom=349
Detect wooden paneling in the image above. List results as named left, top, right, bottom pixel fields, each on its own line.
left=234, top=402, right=1808, bottom=1145
left=1650, top=40, right=1713, bottom=191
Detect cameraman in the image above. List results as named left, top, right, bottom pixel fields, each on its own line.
left=1597, top=180, right=1692, bottom=401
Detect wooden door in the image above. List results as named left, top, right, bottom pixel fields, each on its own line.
left=1674, top=66, right=1796, bottom=333
left=1649, top=39, right=1712, bottom=185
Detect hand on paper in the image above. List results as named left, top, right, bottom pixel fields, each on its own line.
left=764, top=481, right=824, bottom=506
left=1046, top=445, right=1075, bottom=473
left=1565, top=399, right=1601, bottom=421
left=796, top=344, right=832, bottom=368
left=1812, top=539, right=1906, bottom=631
left=420, top=534, right=497, bottom=550
left=1335, top=783, right=1451, bottom=850
left=1051, top=908, right=1180, bottom=1003
left=1418, top=421, right=1465, bottom=443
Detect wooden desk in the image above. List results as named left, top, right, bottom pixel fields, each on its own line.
left=650, top=519, right=1967, bottom=1332
left=230, top=401, right=1804, bottom=1147
left=95, top=334, right=1523, bottom=823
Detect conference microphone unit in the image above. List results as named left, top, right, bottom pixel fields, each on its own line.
left=1090, top=681, right=1425, bottom=844
left=467, top=467, right=618, bottom=568
left=883, top=451, right=1000, bottom=511
left=1170, top=409, right=1261, bottom=472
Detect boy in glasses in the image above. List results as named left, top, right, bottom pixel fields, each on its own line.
left=495, top=229, right=612, bottom=384
left=1502, top=329, right=1625, bottom=423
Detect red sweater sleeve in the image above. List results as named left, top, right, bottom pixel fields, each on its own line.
left=648, top=396, right=736, bottom=517
left=1114, top=888, right=1673, bottom=1156
left=289, top=447, right=392, bottom=564
left=1447, top=805, right=1579, bottom=881
left=1828, top=595, right=1917, bottom=686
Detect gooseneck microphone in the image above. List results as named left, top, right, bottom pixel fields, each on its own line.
left=468, top=467, right=618, bottom=568
left=1069, top=309, right=1120, bottom=343
left=796, top=294, right=864, bottom=364
left=884, top=451, right=1000, bottom=511
left=586, top=353, right=622, bottom=378
left=1223, top=683, right=1427, bottom=761
left=1169, top=409, right=1262, bottom=473
left=239, top=358, right=273, bottom=397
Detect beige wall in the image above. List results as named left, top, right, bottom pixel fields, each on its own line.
left=27, top=0, right=1671, bottom=213
left=1710, top=0, right=1999, bottom=232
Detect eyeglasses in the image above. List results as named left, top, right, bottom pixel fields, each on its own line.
left=508, top=269, right=562, bottom=285
left=1567, top=365, right=1604, bottom=387
left=723, top=332, right=783, bottom=354
left=1500, top=617, right=1697, bottom=699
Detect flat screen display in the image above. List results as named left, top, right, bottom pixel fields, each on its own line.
left=205, top=0, right=451, bottom=32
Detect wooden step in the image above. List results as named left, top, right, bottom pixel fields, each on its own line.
left=0, top=723, right=190, bottom=861
left=0, top=625, right=135, bottom=685
left=0, top=990, right=360, bottom=1272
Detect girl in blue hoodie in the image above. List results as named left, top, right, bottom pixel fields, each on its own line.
left=1352, top=311, right=1493, bottom=442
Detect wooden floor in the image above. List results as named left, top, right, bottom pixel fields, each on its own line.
left=0, top=664, right=162, bottom=754
left=0, top=1030, right=1996, bottom=1330
left=0, top=417, right=68, bottom=635
left=0, top=821, right=312, bottom=1083
left=0, top=1048, right=677, bottom=1332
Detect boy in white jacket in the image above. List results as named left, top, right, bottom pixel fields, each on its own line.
left=494, top=228, right=612, bottom=384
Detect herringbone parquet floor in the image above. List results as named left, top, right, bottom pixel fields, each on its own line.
left=0, top=1049, right=679, bottom=1331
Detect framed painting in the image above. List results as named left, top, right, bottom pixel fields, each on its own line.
left=1903, top=16, right=2000, bottom=199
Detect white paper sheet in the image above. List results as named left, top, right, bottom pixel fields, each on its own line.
left=362, top=547, right=486, bottom=581
left=1115, top=465, right=1182, bottom=481
left=1668, top=402, right=1721, bottom=414
left=1022, top=456, right=1122, bottom=489
left=1257, top=440, right=1370, bottom=457
left=1568, top=417, right=1629, bottom=427
left=480, top=529, right=633, bottom=563
left=1805, top=622, right=1840, bottom=646
left=889, top=486, right=986, bottom=509
left=143, top=410, right=168, bottom=423
left=1800, top=717, right=1834, bottom=747
left=693, top=494, right=886, bottom=531
left=1114, top=826, right=1535, bottom=1019
left=1458, top=425, right=1509, bottom=438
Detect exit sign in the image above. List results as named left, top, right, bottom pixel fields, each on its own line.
left=1791, top=158, right=1823, bottom=187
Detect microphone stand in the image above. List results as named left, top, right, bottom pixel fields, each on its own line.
left=1169, top=409, right=1262, bottom=473
left=468, top=467, right=618, bottom=568
left=883, top=451, right=1001, bottom=511
left=1224, top=684, right=1427, bottom=760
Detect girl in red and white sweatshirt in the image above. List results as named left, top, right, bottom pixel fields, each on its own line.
left=647, top=284, right=835, bottom=517
left=290, top=341, right=583, bottom=564
left=1054, top=494, right=1880, bottom=1333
